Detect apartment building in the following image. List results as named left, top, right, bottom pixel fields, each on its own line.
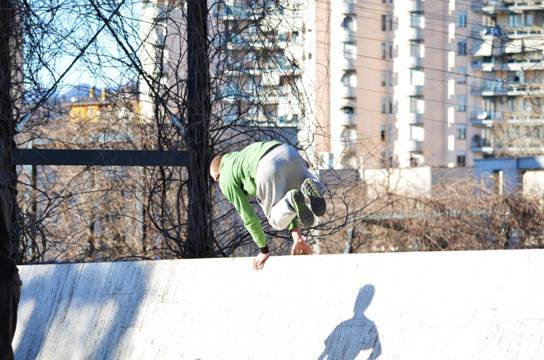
left=139, top=0, right=543, bottom=170
left=315, top=0, right=472, bottom=169
left=470, top=0, right=544, bottom=157
left=139, top=0, right=316, bottom=153
left=316, top=0, right=544, bottom=170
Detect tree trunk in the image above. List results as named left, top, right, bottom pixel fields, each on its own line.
left=0, top=0, right=19, bottom=262
left=185, top=0, right=212, bottom=258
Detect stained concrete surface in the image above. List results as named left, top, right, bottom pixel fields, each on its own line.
left=14, top=250, right=544, bottom=359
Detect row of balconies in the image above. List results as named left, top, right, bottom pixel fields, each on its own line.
left=225, top=32, right=301, bottom=50
left=470, top=110, right=544, bottom=126
left=225, top=113, right=300, bottom=126
left=340, top=2, right=358, bottom=158
left=473, top=0, right=544, bottom=13
left=222, top=85, right=298, bottom=102
left=219, top=0, right=306, bottom=19
left=224, top=59, right=302, bottom=76
left=475, top=25, right=544, bottom=39
left=472, top=141, right=544, bottom=154
left=470, top=82, right=544, bottom=96
left=472, top=59, right=544, bottom=72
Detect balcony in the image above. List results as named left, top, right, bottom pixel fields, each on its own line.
left=471, top=138, right=494, bottom=154
left=341, top=85, right=356, bottom=98
left=341, top=29, right=356, bottom=42
left=470, top=110, right=502, bottom=127
left=408, top=139, right=423, bottom=153
left=506, top=25, right=544, bottom=39
left=503, top=111, right=544, bottom=125
left=408, top=112, right=424, bottom=126
left=341, top=57, right=356, bottom=70
left=340, top=113, right=356, bottom=127
left=342, top=0, right=356, bottom=14
left=407, top=27, right=424, bottom=41
left=472, top=0, right=509, bottom=13
left=408, top=56, right=423, bottom=68
left=219, top=5, right=250, bottom=19
left=505, top=0, right=544, bottom=11
left=407, top=0, right=424, bottom=11
left=478, top=60, right=544, bottom=72
left=408, top=85, right=424, bottom=97
left=506, top=83, right=544, bottom=96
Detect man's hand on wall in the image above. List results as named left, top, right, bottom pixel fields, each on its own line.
left=290, top=229, right=313, bottom=255
left=253, top=253, right=270, bottom=270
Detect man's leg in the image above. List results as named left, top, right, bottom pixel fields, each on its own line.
left=268, top=189, right=314, bottom=230
left=301, top=177, right=327, bottom=216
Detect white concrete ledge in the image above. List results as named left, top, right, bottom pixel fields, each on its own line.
left=14, top=250, right=544, bottom=359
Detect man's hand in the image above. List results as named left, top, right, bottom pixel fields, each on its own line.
left=253, top=253, right=270, bottom=270
left=290, top=229, right=313, bottom=255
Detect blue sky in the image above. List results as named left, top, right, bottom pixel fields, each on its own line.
left=30, top=0, right=142, bottom=93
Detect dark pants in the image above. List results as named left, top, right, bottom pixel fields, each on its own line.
left=0, top=272, right=21, bottom=360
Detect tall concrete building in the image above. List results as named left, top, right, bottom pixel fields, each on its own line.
left=470, top=0, right=544, bottom=158
left=138, top=0, right=544, bottom=171
left=315, top=0, right=544, bottom=170
left=139, top=0, right=316, bottom=151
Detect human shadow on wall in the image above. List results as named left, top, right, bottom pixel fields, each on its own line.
left=318, top=284, right=381, bottom=360
left=15, top=261, right=148, bottom=359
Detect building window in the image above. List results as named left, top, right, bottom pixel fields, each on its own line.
left=381, top=15, right=394, bottom=31
left=382, top=71, right=393, bottom=87
left=457, top=39, right=467, bottom=56
left=381, top=97, right=393, bottom=114
left=455, top=66, right=467, bottom=84
left=380, top=125, right=386, bottom=141
left=456, top=95, right=467, bottom=112
left=381, top=42, right=393, bottom=59
left=457, top=12, right=467, bottom=28
left=456, top=124, right=467, bottom=140
left=456, top=155, right=466, bottom=167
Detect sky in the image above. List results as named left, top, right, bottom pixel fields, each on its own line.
left=31, top=0, right=143, bottom=93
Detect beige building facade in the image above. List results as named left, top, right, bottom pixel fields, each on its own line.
left=138, top=0, right=544, bottom=172
left=315, top=0, right=544, bottom=170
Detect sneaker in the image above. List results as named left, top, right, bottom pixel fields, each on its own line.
left=289, top=189, right=314, bottom=227
left=301, top=178, right=326, bottom=216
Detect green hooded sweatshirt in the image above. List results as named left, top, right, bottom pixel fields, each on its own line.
left=218, top=141, right=281, bottom=248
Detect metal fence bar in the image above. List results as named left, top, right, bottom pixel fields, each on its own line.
left=13, top=149, right=189, bottom=167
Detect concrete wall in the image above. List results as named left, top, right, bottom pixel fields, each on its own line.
left=15, top=250, right=544, bottom=359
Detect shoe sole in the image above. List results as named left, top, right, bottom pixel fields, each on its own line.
left=301, top=178, right=326, bottom=216
left=292, top=190, right=314, bottom=227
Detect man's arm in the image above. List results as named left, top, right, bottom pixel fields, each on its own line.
left=221, top=182, right=267, bottom=251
